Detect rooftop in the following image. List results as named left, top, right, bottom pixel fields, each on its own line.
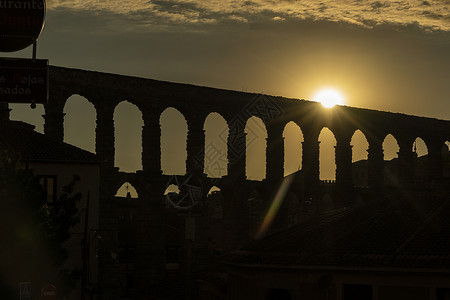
left=0, top=120, right=99, bottom=164
left=224, top=191, right=450, bottom=271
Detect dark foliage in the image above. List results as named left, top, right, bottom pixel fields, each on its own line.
left=0, top=151, right=82, bottom=298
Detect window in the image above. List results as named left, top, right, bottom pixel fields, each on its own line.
left=39, top=175, right=57, bottom=204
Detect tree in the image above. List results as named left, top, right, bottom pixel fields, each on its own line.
left=0, top=151, right=82, bottom=298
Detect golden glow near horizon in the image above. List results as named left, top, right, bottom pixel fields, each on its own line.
left=314, top=89, right=344, bottom=108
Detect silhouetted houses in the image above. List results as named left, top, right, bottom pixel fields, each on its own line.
left=0, top=119, right=100, bottom=300
left=222, top=192, right=450, bottom=300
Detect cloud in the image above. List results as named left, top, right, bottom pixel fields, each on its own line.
left=46, top=0, right=450, bottom=31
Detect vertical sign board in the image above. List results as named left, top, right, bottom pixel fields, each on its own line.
left=20, top=282, right=31, bottom=300
left=0, top=58, right=48, bottom=103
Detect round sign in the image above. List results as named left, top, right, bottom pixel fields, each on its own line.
left=41, top=284, right=56, bottom=300
left=0, top=0, right=46, bottom=52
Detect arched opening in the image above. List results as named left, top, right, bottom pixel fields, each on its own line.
left=114, top=182, right=138, bottom=297
left=413, top=137, right=428, bottom=157
left=10, top=103, right=45, bottom=133
left=351, top=130, right=369, bottom=187
left=445, top=141, right=450, bottom=151
left=163, top=184, right=181, bottom=208
left=207, top=186, right=221, bottom=195
left=283, top=121, right=303, bottom=176
left=160, top=108, right=188, bottom=175
left=204, top=113, right=229, bottom=178
left=318, top=127, right=337, bottom=181
left=164, top=184, right=180, bottom=195
left=115, top=182, right=139, bottom=198
left=114, top=101, right=143, bottom=172
left=382, top=134, right=400, bottom=187
left=245, top=116, right=267, bottom=180
left=63, top=95, right=96, bottom=152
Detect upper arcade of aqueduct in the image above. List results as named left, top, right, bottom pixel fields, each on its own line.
left=44, top=66, right=450, bottom=190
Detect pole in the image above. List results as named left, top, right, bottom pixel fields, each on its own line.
left=32, top=38, right=37, bottom=61
left=81, top=192, right=90, bottom=300
left=185, top=209, right=195, bottom=300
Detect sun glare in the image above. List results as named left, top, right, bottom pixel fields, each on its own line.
left=314, top=89, right=344, bottom=108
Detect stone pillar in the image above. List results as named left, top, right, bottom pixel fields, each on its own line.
left=221, top=182, right=250, bottom=251
left=95, top=105, right=115, bottom=168
left=397, top=143, right=415, bottom=189
left=94, top=102, right=120, bottom=300
left=186, top=119, right=205, bottom=175
left=0, top=103, right=11, bottom=120
left=134, top=180, right=166, bottom=296
left=335, top=137, right=353, bottom=188
left=97, top=168, right=120, bottom=300
left=266, top=123, right=284, bottom=182
left=427, top=139, right=444, bottom=182
left=222, top=120, right=249, bottom=250
left=367, top=139, right=384, bottom=189
left=227, top=121, right=246, bottom=180
left=142, top=112, right=162, bottom=175
left=302, top=128, right=320, bottom=188
left=43, top=97, right=65, bottom=142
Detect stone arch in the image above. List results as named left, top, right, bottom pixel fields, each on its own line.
left=245, top=116, right=267, bottom=180
left=318, top=127, right=337, bottom=181
left=351, top=129, right=369, bottom=187
left=115, top=182, right=139, bottom=198
left=164, top=184, right=180, bottom=195
left=382, top=134, right=400, bottom=187
left=203, top=113, right=229, bottom=178
left=163, top=184, right=181, bottom=208
left=283, top=121, right=303, bottom=176
left=160, top=107, right=188, bottom=175
left=114, top=101, right=144, bottom=172
left=445, top=141, right=450, bottom=152
left=413, top=137, right=428, bottom=157
left=63, top=94, right=96, bottom=153
left=351, top=129, right=369, bottom=162
left=383, top=134, right=400, bottom=161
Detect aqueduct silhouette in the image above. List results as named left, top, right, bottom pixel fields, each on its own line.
left=43, top=66, right=450, bottom=299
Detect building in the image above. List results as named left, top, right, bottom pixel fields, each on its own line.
left=0, top=119, right=100, bottom=300
left=222, top=189, right=450, bottom=300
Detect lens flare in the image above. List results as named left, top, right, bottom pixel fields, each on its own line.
left=255, top=175, right=294, bottom=240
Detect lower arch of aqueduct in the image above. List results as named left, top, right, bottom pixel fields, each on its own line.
left=38, top=66, right=450, bottom=298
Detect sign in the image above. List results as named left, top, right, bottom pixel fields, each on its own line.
left=19, top=282, right=31, bottom=300
left=0, top=0, right=46, bottom=52
left=41, top=284, right=57, bottom=300
left=0, top=57, right=48, bottom=103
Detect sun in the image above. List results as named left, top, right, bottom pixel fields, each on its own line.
left=314, top=89, right=344, bottom=108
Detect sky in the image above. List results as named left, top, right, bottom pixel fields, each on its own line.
left=4, top=0, right=450, bottom=187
